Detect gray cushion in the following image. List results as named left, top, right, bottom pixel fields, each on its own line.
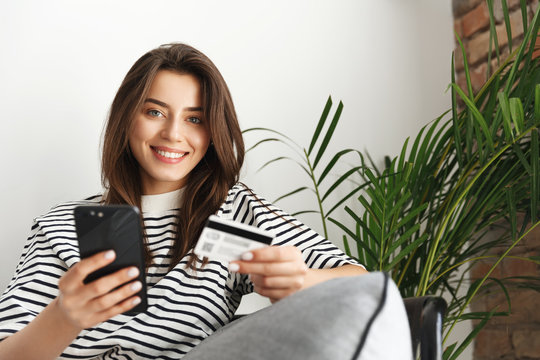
left=184, top=272, right=413, bottom=360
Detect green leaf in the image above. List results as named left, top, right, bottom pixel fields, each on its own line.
left=321, top=166, right=365, bottom=202
left=312, top=101, right=344, bottom=170
left=451, top=53, right=464, bottom=167
left=505, top=186, right=517, bottom=241
left=386, top=233, right=429, bottom=269
left=444, top=343, right=457, bottom=360
left=328, top=215, right=378, bottom=261
left=382, top=223, right=422, bottom=262
left=501, top=0, right=512, bottom=52
left=486, top=0, right=500, bottom=69
left=531, top=127, right=539, bottom=222
left=535, top=84, right=540, bottom=122
left=342, top=235, right=352, bottom=258
left=455, top=32, right=474, bottom=99
left=498, top=92, right=514, bottom=142
left=308, top=96, right=332, bottom=156
left=245, top=138, right=282, bottom=153
left=452, top=84, right=494, bottom=150
left=291, top=210, right=319, bottom=217
left=317, top=149, right=363, bottom=185
left=509, top=98, right=525, bottom=134
left=520, top=0, right=528, bottom=34
left=273, top=186, right=309, bottom=203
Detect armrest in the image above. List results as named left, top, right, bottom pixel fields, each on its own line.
left=403, top=296, right=447, bottom=360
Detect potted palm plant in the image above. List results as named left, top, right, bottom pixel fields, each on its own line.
left=244, top=3, right=539, bottom=359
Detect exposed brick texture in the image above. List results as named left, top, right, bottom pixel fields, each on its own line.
left=451, top=2, right=539, bottom=359
left=467, top=220, right=540, bottom=360
left=453, top=0, right=537, bottom=99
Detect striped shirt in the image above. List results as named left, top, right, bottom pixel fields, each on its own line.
left=0, top=183, right=359, bottom=359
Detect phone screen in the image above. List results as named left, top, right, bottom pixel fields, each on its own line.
left=74, top=205, right=148, bottom=314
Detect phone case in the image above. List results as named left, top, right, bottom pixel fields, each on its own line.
left=74, top=205, right=148, bottom=314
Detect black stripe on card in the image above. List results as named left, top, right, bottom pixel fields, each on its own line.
left=206, top=219, right=273, bottom=245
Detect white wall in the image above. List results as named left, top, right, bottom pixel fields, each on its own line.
left=0, top=0, right=468, bottom=356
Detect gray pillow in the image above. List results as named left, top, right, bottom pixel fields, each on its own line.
left=184, top=272, right=413, bottom=360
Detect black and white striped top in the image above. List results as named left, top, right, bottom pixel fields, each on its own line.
left=0, top=183, right=359, bottom=359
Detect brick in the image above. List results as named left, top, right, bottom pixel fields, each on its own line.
left=490, top=9, right=523, bottom=50
left=474, top=328, right=512, bottom=358
left=470, top=62, right=488, bottom=93
left=512, top=329, right=540, bottom=358
left=487, top=290, right=540, bottom=326
left=463, top=2, right=491, bottom=38
left=467, top=30, right=491, bottom=65
left=470, top=258, right=503, bottom=280
left=518, top=222, right=540, bottom=251
left=501, top=254, right=539, bottom=278
left=453, top=0, right=484, bottom=17
left=466, top=9, right=526, bottom=65
left=532, top=0, right=539, bottom=15
left=454, top=17, right=464, bottom=39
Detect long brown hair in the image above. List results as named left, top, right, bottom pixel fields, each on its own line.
left=101, top=43, right=244, bottom=269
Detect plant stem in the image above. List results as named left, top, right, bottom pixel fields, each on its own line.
left=304, top=148, right=328, bottom=239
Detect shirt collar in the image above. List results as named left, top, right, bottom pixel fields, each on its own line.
left=141, top=188, right=184, bottom=213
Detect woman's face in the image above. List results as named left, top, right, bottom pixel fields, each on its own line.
left=129, top=70, right=211, bottom=195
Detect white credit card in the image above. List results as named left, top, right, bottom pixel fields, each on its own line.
left=194, top=215, right=273, bottom=263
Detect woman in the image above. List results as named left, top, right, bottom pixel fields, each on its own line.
left=0, top=43, right=370, bottom=359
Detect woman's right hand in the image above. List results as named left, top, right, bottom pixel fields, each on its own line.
left=55, top=250, right=142, bottom=331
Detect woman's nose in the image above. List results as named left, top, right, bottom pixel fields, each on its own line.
left=161, top=119, right=185, bottom=142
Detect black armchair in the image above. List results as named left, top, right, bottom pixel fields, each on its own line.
left=403, top=296, right=447, bottom=360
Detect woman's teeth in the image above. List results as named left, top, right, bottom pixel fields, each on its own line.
left=155, top=149, right=186, bottom=159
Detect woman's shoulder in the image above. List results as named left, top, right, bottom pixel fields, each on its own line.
left=225, top=182, right=266, bottom=203
left=36, top=194, right=103, bottom=222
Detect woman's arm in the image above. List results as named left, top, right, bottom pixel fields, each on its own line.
left=0, top=250, right=142, bottom=360
left=230, top=246, right=367, bottom=303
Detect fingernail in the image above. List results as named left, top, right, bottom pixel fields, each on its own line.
left=229, top=263, right=240, bottom=272
left=104, top=250, right=115, bottom=260
left=127, top=267, right=139, bottom=278
left=132, top=297, right=141, bottom=305
left=131, top=281, right=142, bottom=291
left=241, top=252, right=253, bottom=261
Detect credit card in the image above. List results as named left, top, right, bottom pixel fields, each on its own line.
left=194, top=215, right=273, bottom=262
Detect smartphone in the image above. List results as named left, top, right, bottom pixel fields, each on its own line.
left=74, top=204, right=147, bottom=314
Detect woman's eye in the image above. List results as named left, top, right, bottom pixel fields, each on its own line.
left=147, top=109, right=164, bottom=117
left=187, top=117, right=202, bottom=124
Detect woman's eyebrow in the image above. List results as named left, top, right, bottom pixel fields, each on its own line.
left=145, top=98, right=169, bottom=108
left=144, top=98, right=202, bottom=112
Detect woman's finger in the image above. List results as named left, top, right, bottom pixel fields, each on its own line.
left=242, top=246, right=301, bottom=262
left=88, top=279, right=142, bottom=313
left=231, top=259, right=307, bottom=276
left=94, top=295, right=142, bottom=324
left=249, top=274, right=305, bottom=290
left=81, top=266, right=140, bottom=300
left=59, top=250, right=116, bottom=294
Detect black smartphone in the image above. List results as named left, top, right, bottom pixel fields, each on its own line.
left=74, top=204, right=147, bottom=314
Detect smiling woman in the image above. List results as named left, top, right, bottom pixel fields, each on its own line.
left=0, top=43, right=389, bottom=360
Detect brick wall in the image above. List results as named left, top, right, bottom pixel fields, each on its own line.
left=453, top=0, right=538, bottom=93
left=451, top=1, right=539, bottom=359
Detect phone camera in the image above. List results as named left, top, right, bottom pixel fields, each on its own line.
left=90, top=211, right=95, bottom=216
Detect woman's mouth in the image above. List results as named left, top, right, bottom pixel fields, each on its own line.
left=151, top=146, right=188, bottom=162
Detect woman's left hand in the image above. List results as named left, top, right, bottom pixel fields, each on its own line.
left=229, top=246, right=308, bottom=303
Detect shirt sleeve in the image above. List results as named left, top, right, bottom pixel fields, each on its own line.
left=220, top=184, right=363, bottom=296
left=0, top=221, right=66, bottom=340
